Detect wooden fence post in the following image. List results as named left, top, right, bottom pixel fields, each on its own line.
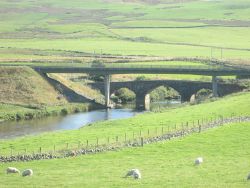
left=141, top=137, right=144, bottom=147
left=39, top=147, right=42, bottom=154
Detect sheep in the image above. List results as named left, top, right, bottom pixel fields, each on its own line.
left=22, top=169, right=33, bottom=177
left=125, top=169, right=141, bottom=179
left=194, top=157, right=203, bottom=165
left=6, top=167, right=20, bottom=174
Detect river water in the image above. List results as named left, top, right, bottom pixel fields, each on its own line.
left=0, top=100, right=181, bottom=140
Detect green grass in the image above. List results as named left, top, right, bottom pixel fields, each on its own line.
left=0, top=0, right=250, bottom=61
left=0, top=122, right=250, bottom=187
left=0, top=103, right=93, bottom=122
left=0, top=92, right=249, bottom=156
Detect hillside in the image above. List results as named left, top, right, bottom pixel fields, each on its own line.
left=0, top=66, right=67, bottom=105
left=0, top=0, right=249, bottom=62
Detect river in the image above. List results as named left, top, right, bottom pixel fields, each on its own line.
left=0, top=100, right=181, bottom=140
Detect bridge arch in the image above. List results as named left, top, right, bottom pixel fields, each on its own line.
left=88, top=79, right=245, bottom=110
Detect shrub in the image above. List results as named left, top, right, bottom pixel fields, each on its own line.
left=114, top=88, right=135, bottom=103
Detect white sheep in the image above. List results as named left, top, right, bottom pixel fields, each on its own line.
left=194, top=157, right=203, bottom=165
left=22, top=169, right=33, bottom=177
left=6, top=167, right=20, bottom=174
left=125, top=169, right=141, bottom=179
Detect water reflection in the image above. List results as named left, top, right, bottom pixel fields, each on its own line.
left=0, top=109, right=140, bottom=140
left=0, top=100, right=181, bottom=140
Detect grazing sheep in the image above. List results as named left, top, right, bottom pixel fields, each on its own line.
left=195, top=157, right=203, bottom=165
left=22, top=169, right=33, bottom=177
left=125, top=169, right=141, bottom=179
left=6, top=167, right=20, bottom=174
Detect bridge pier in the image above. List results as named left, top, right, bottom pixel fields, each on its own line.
left=212, top=75, right=218, bottom=97
left=136, top=94, right=150, bottom=111
left=104, top=74, right=111, bottom=108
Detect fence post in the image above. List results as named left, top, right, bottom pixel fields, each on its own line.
left=199, top=124, right=201, bottom=133
left=141, top=137, right=144, bottom=147
left=86, top=140, right=89, bottom=148
left=148, top=129, right=150, bottom=137
left=162, top=126, right=164, bottom=135
left=116, top=136, right=118, bottom=143
left=96, top=138, right=99, bottom=147
left=107, top=137, right=110, bottom=144
left=39, top=147, right=42, bottom=154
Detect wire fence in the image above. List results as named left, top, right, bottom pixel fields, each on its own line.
left=0, top=115, right=249, bottom=163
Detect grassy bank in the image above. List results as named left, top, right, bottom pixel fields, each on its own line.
left=0, top=103, right=96, bottom=122
left=0, top=121, right=250, bottom=187
left=0, top=91, right=249, bottom=155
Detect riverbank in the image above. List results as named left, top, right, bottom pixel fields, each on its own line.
left=0, top=91, right=249, bottom=156
left=0, top=102, right=103, bottom=122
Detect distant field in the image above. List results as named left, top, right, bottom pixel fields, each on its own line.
left=0, top=0, right=250, bottom=61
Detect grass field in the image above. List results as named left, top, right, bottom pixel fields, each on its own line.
left=1, top=1, right=250, bottom=187
left=0, top=121, right=250, bottom=187
left=0, top=0, right=250, bottom=61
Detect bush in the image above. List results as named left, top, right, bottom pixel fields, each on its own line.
left=135, top=76, right=147, bottom=81
left=150, top=86, right=179, bottom=102
left=114, top=88, right=136, bottom=104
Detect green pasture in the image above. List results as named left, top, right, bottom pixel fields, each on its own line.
left=0, top=92, right=249, bottom=156
left=1, top=38, right=250, bottom=59
left=0, top=0, right=250, bottom=60
left=1, top=121, right=250, bottom=187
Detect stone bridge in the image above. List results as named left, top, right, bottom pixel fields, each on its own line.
left=88, top=80, right=244, bottom=110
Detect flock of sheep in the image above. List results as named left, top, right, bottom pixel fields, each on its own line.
left=125, top=157, right=250, bottom=181
left=6, top=167, right=33, bottom=177
left=6, top=157, right=250, bottom=181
